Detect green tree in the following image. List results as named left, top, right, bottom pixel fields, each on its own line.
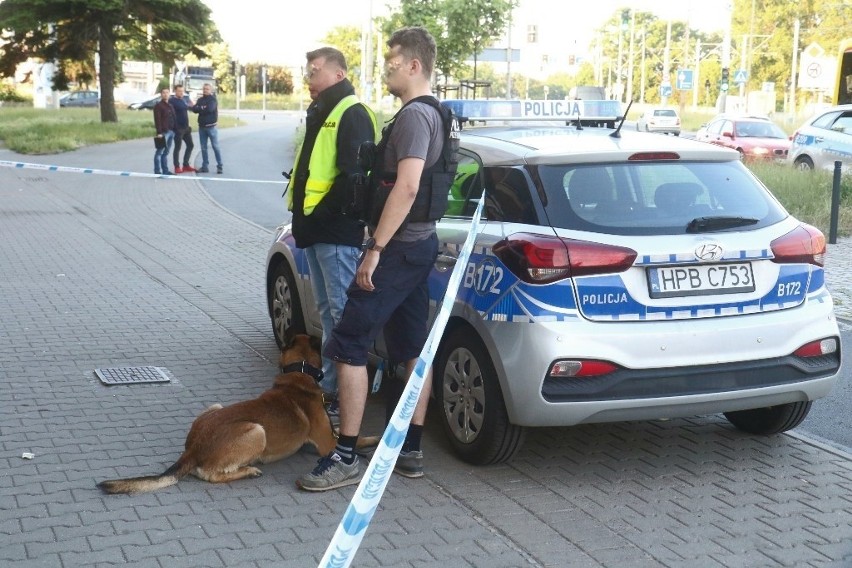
left=383, top=0, right=516, bottom=84
left=0, top=0, right=218, bottom=122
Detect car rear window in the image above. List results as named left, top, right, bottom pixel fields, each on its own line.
left=654, top=109, right=677, bottom=117
left=535, top=161, right=787, bottom=235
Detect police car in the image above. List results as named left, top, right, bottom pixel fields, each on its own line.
left=266, top=99, right=841, bottom=466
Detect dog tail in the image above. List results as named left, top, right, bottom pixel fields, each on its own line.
left=97, top=456, right=194, bottom=495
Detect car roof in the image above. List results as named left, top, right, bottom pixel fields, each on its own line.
left=460, top=125, right=740, bottom=166
left=710, top=114, right=771, bottom=122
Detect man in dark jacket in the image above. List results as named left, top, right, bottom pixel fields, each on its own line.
left=190, top=83, right=223, bottom=174
left=169, top=85, right=195, bottom=173
left=153, top=88, right=175, bottom=175
left=285, top=47, right=377, bottom=415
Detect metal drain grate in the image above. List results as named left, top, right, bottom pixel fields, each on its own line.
left=95, top=366, right=171, bottom=385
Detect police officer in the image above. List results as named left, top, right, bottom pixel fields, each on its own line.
left=298, top=27, right=455, bottom=491
left=286, top=47, right=377, bottom=414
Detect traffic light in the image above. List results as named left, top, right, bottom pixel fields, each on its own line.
left=720, top=67, right=729, bottom=91
left=568, top=54, right=575, bottom=65
left=621, top=9, right=630, bottom=31
left=229, top=60, right=236, bottom=76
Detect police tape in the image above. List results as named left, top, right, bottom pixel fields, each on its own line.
left=0, top=160, right=286, bottom=184
left=319, top=197, right=485, bottom=568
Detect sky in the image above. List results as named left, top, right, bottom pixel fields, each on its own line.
left=203, top=0, right=732, bottom=67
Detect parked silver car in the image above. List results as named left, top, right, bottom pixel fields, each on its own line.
left=59, top=90, right=99, bottom=108
left=789, top=104, right=852, bottom=173
left=266, top=100, right=840, bottom=465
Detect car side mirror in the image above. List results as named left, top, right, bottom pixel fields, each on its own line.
left=722, top=131, right=734, bottom=138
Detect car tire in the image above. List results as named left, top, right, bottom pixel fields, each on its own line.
left=434, top=327, right=526, bottom=465
left=794, top=156, right=815, bottom=171
left=723, top=401, right=812, bottom=435
left=268, top=260, right=305, bottom=349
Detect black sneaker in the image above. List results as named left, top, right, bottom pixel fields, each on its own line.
left=296, top=452, right=362, bottom=492
left=394, top=450, right=424, bottom=478
left=197, top=166, right=209, bottom=173
left=216, top=165, right=223, bottom=174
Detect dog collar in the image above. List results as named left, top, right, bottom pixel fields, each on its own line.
left=281, top=361, right=324, bottom=383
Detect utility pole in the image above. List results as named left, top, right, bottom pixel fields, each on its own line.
left=720, top=1, right=733, bottom=113
left=662, top=19, right=672, bottom=106
left=790, top=19, right=800, bottom=120
left=626, top=9, right=635, bottom=103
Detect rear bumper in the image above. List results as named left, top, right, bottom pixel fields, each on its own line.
left=541, top=351, right=840, bottom=402
left=481, top=300, right=841, bottom=427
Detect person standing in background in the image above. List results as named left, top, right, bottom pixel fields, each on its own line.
left=190, top=83, right=223, bottom=174
left=153, top=88, right=175, bottom=176
left=170, top=85, right=195, bottom=173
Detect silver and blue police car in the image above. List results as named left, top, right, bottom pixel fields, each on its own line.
left=267, top=99, right=841, bottom=466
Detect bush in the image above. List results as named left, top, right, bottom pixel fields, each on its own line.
left=0, top=84, right=29, bottom=103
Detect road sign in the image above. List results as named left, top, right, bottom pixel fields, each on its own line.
left=676, top=70, right=694, bottom=90
left=734, top=69, right=748, bottom=84
left=660, top=82, right=672, bottom=97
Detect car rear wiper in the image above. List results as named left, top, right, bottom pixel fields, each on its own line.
left=686, top=216, right=760, bottom=233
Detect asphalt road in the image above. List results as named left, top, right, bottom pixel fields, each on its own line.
left=201, top=113, right=852, bottom=455
left=198, top=109, right=298, bottom=231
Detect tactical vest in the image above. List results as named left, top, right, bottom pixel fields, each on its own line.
left=287, top=95, right=378, bottom=215
left=367, top=96, right=459, bottom=229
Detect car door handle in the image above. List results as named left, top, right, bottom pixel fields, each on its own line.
left=435, top=252, right=458, bottom=272
left=814, top=137, right=824, bottom=143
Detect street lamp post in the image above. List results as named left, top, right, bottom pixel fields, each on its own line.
left=640, top=29, right=646, bottom=104
left=627, top=9, right=635, bottom=103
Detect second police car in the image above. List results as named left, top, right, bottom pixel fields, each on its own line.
left=267, top=99, right=842, bottom=466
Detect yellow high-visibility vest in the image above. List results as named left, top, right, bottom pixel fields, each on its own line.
left=287, top=95, right=377, bottom=215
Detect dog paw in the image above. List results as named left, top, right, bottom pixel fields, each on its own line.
left=247, top=467, right=263, bottom=478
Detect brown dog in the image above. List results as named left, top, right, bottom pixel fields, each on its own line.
left=98, top=333, right=371, bottom=494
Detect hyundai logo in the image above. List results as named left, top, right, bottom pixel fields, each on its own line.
left=695, top=243, right=724, bottom=261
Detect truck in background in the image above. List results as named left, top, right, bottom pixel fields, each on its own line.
left=172, top=64, right=216, bottom=100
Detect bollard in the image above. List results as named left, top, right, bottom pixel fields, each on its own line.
left=829, top=160, right=842, bottom=245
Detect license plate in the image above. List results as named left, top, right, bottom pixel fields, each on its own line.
left=647, top=262, right=755, bottom=298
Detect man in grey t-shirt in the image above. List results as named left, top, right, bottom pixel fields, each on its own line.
left=297, top=26, right=444, bottom=491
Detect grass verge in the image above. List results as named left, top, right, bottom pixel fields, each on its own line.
left=0, top=107, right=240, bottom=154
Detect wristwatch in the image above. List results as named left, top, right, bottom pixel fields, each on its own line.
left=364, top=237, right=385, bottom=254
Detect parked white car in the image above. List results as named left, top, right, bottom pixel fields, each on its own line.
left=636, top=107, right=681, bottom=135
left=789, top=104, right=852, bottom=173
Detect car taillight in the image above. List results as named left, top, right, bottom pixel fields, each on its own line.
left=492, top=233, right=637, bottom=284
left=548, top=359, right=619, bottom=377
left=628, top=152, right=680, bottom=161
left=770, top=224, right=826, bottom=266
left=793, top=338, right=838, bottom=357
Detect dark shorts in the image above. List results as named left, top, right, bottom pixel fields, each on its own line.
left=325, top=233, right=438, bottom=366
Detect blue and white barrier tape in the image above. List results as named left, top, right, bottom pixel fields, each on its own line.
left=319, top=197, right=485, bottom=568
left=0, top=160, right=285, bottom=184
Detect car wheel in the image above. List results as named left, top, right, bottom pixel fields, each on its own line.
left=434, top=327, right=526, bottom=465
left=794, top=156, right=815, bottom=171
left=269, top=260, right=305, bottom=349
left=723, top=401, right=812, bottom=435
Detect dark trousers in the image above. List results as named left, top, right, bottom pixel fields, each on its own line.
left=172, top=127, right=194, bottom=168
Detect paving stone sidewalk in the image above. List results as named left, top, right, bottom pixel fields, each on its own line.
left=1, top=150, right=851, bottom=567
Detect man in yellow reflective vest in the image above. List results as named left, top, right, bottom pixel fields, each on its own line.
left=286, top=47, right=377, bottom=415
